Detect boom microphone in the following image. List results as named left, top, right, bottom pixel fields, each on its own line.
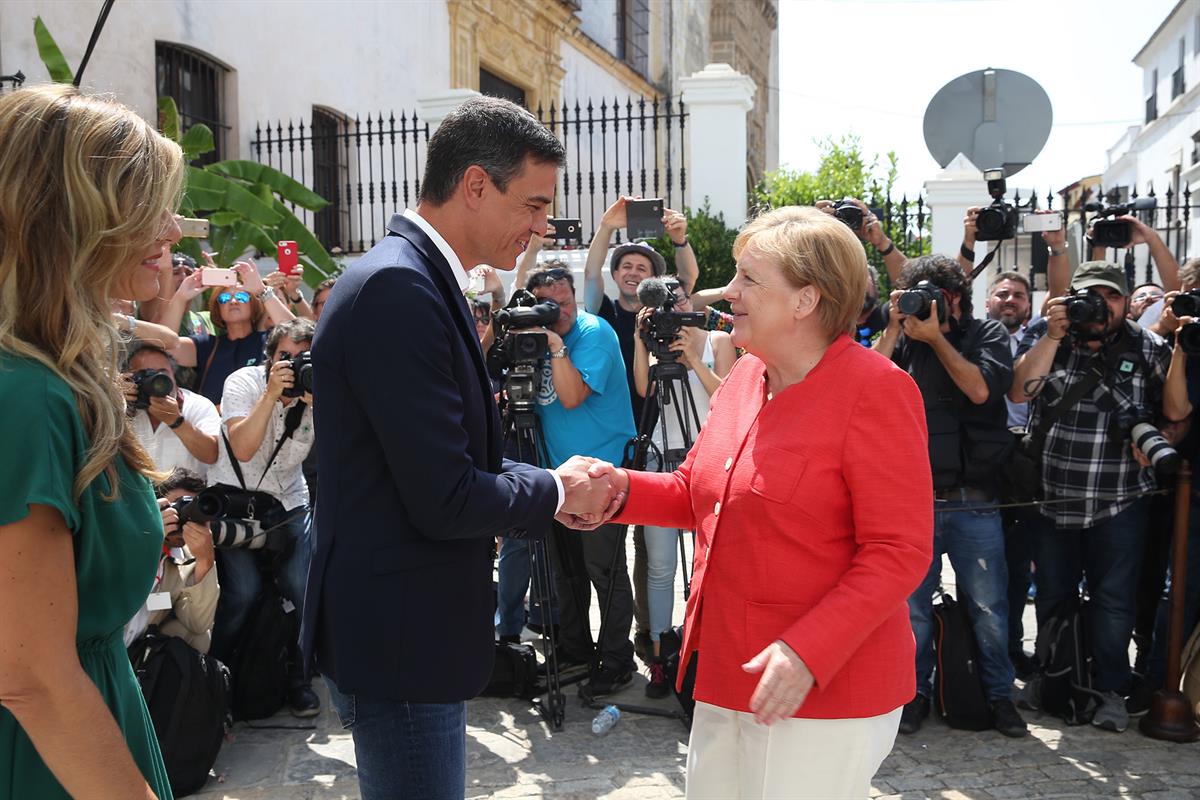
left=637, top=276, right=673, bottom=309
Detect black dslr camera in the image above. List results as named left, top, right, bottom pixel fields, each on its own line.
left=169, top=488, right=228, bottom=530
left=1086, top=196, right=1156, bottom=248
left=638, top=277, right=706, bottom=362
left=896, top=280, right=947, bottom=323
left=1171, top=289, right=1200, bottom=318
left=130, top=368, right=174, bottom=409
left=487, top=290, right=561, bottom=409
left=280, top=351, right=313, bottom=399
left=833, top=200, right=864, bottom=231
left=1064, top=287, right=1109, bottom=330
left=974, top=169, right=1018, bottom=242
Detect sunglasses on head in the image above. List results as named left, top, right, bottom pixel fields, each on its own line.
left=218, top=291, right=252, bottom=305
left=527, top=267, right=571, bottom=289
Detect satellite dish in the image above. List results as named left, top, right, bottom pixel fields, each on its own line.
left=923, top=68, right=1053, bottom=178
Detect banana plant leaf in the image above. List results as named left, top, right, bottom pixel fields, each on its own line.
left=208, top=161, right=329, bottom=212
left=157, top=96, right=181, bottom=143
left=186, top=167, right=282, bottom=226
left=180, top=124, right=215, bottom=160
left=34, top=17, right=73, bottom=84
left=269, top=198, right=337, bottom=279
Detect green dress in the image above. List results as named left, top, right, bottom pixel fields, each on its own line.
left=0, top=354, right=173, bottom=800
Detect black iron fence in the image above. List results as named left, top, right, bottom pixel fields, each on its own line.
left=0, top=71, right=25, bottom=95
left=250, top=96, right=687, bottom=255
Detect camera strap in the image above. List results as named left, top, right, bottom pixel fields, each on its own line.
left=221, top=400, right=308, bottom=493
left=967, top=244, right=1001, bottom=282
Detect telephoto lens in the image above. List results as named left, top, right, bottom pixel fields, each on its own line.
left=1131, top=422, right=1181, bottom=480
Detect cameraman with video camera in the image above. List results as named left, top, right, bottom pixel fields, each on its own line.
left=525, top=263, right=638, bottom=696
left=1011, top=261, right=1172, bottom=732
left=207, top=317, right=318, bottom=716
left=875, top=255, right=1026, bottom=738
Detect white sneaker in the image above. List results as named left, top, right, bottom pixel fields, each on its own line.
left=1091, top=691, right=1129, bottom=733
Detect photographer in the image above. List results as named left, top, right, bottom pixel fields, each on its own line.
left=631, top=279, right=734, bottom=696
left=526, top=264, right=638, bottom=696
left=1088, top=216, right=1180, bottom=294
left=960, top=207, right=1073, bottom=297
left=122, top=342, right=221, bottom=479
left=123, top=469, right=220, bottom=653
left=207, top=318, right=318, bottom=717
left=816, top=197, right=908, bottom=284
left=875, top=255, right=1026, bottom=738
left=1010, top=261, right=1171, bottom=732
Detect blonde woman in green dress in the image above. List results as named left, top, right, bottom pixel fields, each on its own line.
left=0, top=84, right=185, bottom=800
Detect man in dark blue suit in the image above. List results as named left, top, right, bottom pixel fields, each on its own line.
left=302, top=97, right=621, bottom=800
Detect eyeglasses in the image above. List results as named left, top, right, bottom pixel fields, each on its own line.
left=526, top=267, right=572, bottom=289
left=1131, top=291, right=1163, bottom=303
left=474, top=309, right=491, bottom=324
left=217, top=291, right=252, bottom=305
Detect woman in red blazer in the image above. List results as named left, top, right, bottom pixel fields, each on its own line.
left=566, top=207, right=933, bottom=799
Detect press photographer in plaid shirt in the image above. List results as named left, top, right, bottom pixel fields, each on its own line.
left=1010, top=261, right=1172, bottom=733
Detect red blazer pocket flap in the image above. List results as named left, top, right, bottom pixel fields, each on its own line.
left=747, top=447, right=806, bottom=504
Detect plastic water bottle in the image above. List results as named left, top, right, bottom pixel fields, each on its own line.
left=591, top=704, right=620, bottom=735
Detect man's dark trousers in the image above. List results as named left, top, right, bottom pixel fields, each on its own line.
left=550, top=520, right=636, bottom=672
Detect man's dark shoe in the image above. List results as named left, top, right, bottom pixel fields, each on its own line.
left=645, top=660, right=670, bottom=699
left=585, top=665, right=633, bottom=698
left=498, top=634, right=521, bottom=645
left=898, top=694, right=929, bottom=735
left=1010, top=650, right=1037, bottom=682
left=1126, top=679, right=1154, bottom=717
left=289, top=684, right=321, bottom=718
left=991, top=699, right=1029, bottom=738
left=536, top=649, right=589, bottom=676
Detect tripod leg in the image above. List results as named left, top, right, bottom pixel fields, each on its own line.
left=530, top=538, right=565, bottom=729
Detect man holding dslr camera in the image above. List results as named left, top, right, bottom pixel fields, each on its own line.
left=1011, top=261, right=1171, bottom=732
left=207, top=318, right=318, bottom=716
left=875, top=255, right=1027, bottom=738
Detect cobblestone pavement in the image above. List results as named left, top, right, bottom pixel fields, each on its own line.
left=192, top=553, right=1200, bottom=800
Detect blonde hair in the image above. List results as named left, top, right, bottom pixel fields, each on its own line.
left=0, top=84, right=185, bottom=499
left=732, top=206, right=869, bottom=338
left=1181, top=257, right=1200, bottom=290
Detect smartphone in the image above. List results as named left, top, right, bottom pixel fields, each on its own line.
left=277, top=240, right=300, bottom=276
left=1021, top=211, right=1063, bottom=233
left=626, top=198, right=665, bottom=241
left=178, top=217, right=210, bottom=238
left=547, top=218, right=582, bottom=243
left=200, top=267, right=238, bottom=287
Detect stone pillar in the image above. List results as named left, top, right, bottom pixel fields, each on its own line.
left=924, top=153, right=986, bottom=262
left=417, top=88, right=483, bottom=133
left=679, top=63, right=756, bottom=229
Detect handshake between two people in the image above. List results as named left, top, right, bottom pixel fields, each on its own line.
left=552, top=455, right=631, bottom=531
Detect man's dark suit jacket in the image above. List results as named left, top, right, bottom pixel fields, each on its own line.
left=301, top=213, right=559, bottom=702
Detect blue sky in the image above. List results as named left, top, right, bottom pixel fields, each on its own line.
left=777, top=0, right=1180, bottom=198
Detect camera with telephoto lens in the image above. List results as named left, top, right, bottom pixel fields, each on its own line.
left=130, top=368, right=174, bottom=409
left=1112, top=408, right=1180, bottom=480
left=1064, top=287, right=1109, bottom=330
left=169, top=488, right=229, bottom=528
left=280, top=350, right=313, bottom=399
left=1172, top=289, right=1200, bottom=319
left=1085, top=196, right=1157, bottom=248
left=487, top=289, right=561, bottom=410
left=637, top=277, right=707, bottom=362
left=896, top=280, right=947, bottom=323
left=974, top=169, right=1018, bottom=242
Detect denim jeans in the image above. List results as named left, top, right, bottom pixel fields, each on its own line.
left=1001, top=505, right=1037, bottom=656
left=1032, top=498, right=1149, bottom=694
left=644, top=525, right=680, bottom=642
left=326, top=677, right=465, bottom=800
left=909, top=499, right=1014, bottom=700
left=210, top=506, right=312, bottom=673
left=494, top=536, right=557, bottom=637
left=1146, top=493, right=1200, bottom=686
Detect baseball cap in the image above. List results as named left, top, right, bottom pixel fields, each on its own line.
left=609, top=241, right=666, bottom=277
left=1070, top=261, right=1128, bottom=296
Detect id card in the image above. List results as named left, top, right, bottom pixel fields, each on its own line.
left=146, top=592, right=172, bottom=612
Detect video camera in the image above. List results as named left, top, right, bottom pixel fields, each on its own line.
left=487, top=289, right=561, bottom=410
left=1084, top=196, right=1157, bottom=248
left=130, top=368, right=174, bottom=409
left=280, top=350, right=313, bottom=399
left=636, top=277, right=706, bottom=362
left=896, top=280, right=947, bottom=323
left=974, top=169, right=1018, bottom=242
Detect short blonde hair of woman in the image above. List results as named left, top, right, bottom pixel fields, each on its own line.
left=0, top=84, right=185, bottom=499
left=1181, top=257, right=1200, bottom=290
left=732, top=206, right=870, bottom=339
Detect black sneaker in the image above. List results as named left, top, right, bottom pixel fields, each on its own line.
left=1126, top=679, right=1154, bottom=717
left=288, top=684, right=321, bottom=718
left=991, top=699, right=1029, bottom=738
left=585, top=665, right=633, bottom=697
left=645, top=660, right=670, bottom=699
left=898, top=694, right=930, bottom=735
left=498, top=634, right=521, bottom=645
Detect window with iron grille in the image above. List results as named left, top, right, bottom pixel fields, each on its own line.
left=155, top=42, right=229, bottom=165
left=1147, top=69, right=1159, bottom=123
left=479, top=68, right=527, bottom=108
left=311, top=106, right=348, bottom=252
left=616, top=0, right=649, bottom=78
left=1192, top=129, right=1200, bottom=165
left=1174, top=38, right=1187, bottom=99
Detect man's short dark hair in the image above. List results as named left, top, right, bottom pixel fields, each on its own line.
left=988, top=271, right=1031, bottom=296
left=899, top=254, right=973, bottom=316
left=1131, top=282, right=1164, bottom=295
left=419, top=96, right=566, bottom=206
left=526, top=259, right=575, bottom=291
left=156, top=467, right=206, bottom=498
left=266, top=318, right=316, bottom=359
left=124, top=340, right=178, bottom=377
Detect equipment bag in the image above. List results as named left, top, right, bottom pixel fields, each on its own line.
left=482, top=641, right=540, bottom=699
left=660, top=625, right=698, bottom=725
left=128, top=631, right=231, bottom=797
left=932, top=591, right=993, bottom=731
left=1033, top=594, right=1100, bottom=725
left=227, top=579, right=295, bottom=721
left=1180, top=619, right=1200, bottom=720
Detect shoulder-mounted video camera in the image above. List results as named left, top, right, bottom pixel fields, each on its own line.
left=1084, top=196, right=1156, bottom=248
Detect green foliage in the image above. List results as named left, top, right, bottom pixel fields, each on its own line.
left=644, top=202, right=739, bottom=294
left=34, top=17, right=73, bottom=83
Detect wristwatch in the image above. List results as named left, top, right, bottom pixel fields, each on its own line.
left=551, top=346, right=569, bottom=360
left=168, top=416, right=186, bottom=430
left=672, top=237, right=690, bottom=248
left=256, top=286, right=276, bottom=302
left=289, top=292, right=304, bottom=304
left=1049, top=247, right=1067, bottom=257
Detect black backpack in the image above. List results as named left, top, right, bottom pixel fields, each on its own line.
left=660, top=626, right=698, bottom=725
left=227, top=579, right=296, bottom=721
left=482, top=641, right=540, bottom=699
left=1032, top=594, right=1099, bottom=725
left=128, top=632, right=231, bottom=797
left=932, top=591, right=993, bottom=731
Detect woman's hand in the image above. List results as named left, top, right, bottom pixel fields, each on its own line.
left=743, top=639, right=814, bottom=726
left=173, top=270, right=206, bottom=303
left=233, top=260, right=266, bottom=295
left=668, top=326, right=702, bottom=370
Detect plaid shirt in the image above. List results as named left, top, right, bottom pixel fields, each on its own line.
left=1017, top=319, right=1169, bottom=529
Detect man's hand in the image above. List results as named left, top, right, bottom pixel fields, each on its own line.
left=885, top=289, right=906, bottom=332
left=664, top=207, right=687, bottom=246
left=471, top=265, right=504, bottom=296
left=158, top=497, right=178, bottom=541
left=1126, top=215, right=1162, bottom=248
left=180, top=520, right=215, bottom=566
left=600, top=196, right=633, bottom=231
left=1039, top=212, right=1067, bottom=251
left=743, top=640, right=814, bottom=726
left=963, top=206, right=981, bottom=249
left=265, top=359, right=294, bottom=402
left=538, top=327, right=565, bottom=356
left=1043, top=296, right=1071, bottom=342
left=901, top=300, right=943, bottom=343
left=555, top=459, right=629, bottom=529
left=147, top=393, right=183, bottom=427
left=555, top=456, right=625, bottom=521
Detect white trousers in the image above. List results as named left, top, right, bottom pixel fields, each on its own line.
left=685, top=701, right=902, bottom=800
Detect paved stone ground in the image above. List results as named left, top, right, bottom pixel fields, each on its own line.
left=192, top=550, right=1200, bottom=800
